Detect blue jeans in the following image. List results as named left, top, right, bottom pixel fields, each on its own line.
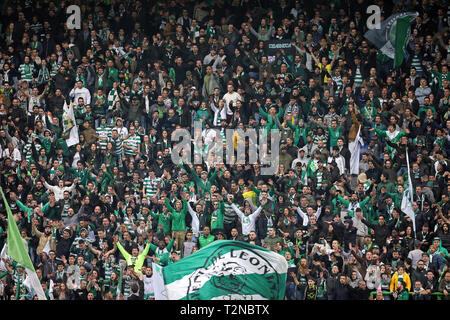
left=285, top=282, right=296, bottom=300
left=296, top=286, right=305, bottom=300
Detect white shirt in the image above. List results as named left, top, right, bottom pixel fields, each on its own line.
left=222, top=91, right=242, bottom=112
left=114, top=126, right=128, bottom=139
left=210, top=102, right=231, bottom=126
left=328, top=154, right=346, bottom=175
left=231, top=204, right=262, bottom=236
left=2, top=148, right=21, bottom=162
left=43, top=181, right=76, bottom=201
left=69, top=87, right=91, bottom=106
left=187, top=202, right=200, bottom=237
left=143, top=275, right=154, bottom=296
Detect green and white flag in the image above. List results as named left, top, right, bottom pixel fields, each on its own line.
left=153, top=263, right=168, bottom=300
left=0, top=187, right=47, bottom=300
left=116, top=264, right=124, bottom=300
left=364, top=12, right=418, bottom=68
left=62, top=101, right=79, bottom=147
left=163, top=240, right=287, bottom=300
left=349, top=125, right=363, bottom=175
left=401, top=148, right=416, bottom=233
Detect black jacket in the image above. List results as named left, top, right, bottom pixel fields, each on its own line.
left=256, top=213, right=278, bottom=241
left=361, top=218, right=397, bottom=247
left=332, top=282, right=351, bottom=300
left=350, top=287, right=371, bottom=300
left=55, top=229, right=76, bottom=259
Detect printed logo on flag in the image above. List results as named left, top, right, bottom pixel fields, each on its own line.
left=186, top=242, right=280, bottom=300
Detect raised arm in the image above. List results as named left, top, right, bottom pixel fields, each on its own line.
left=359, top=196, right=371, bottom=208
left=337, top=195, right=350, bottom=207
left=116, top=241, right=131, bottom=262
left=258, top=107, right=269, bottom=119
left=231, top=203, right=245, bottom=220
left=250, top=206, right=263, bottom=219
left=43, top=180, right=57, bottom=193
left=208, top=168, right=218, bottom=184
left=164, top=198, right=175, bottom=213
left=181, top=199, right=188, bottom=215
left=140, top=241, right=152, bottom=258
left=315, top=206, right=322, bottom=219
left=166, top=238, right=175, bottom=252
left=187, top=202, right=200, bottom=225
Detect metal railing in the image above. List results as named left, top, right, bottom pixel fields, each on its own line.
left=370, top=291, right=446, bottom=300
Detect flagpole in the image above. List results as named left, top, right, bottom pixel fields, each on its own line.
left=116, top=264, right=124, bottom=300
left=15, top=273, right=21, bottom=300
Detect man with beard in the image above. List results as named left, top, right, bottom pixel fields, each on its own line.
left=31, top=217, right=55, bottom=255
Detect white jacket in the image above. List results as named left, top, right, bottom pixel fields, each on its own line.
left=69, top=87, right=91, bottom=106
left=43, top=181, right=76, bottom=201
left=231, top=204, right=262, bottom=236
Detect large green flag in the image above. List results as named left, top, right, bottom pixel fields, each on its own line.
left=364, top=12, right=418, bottom=68
left=1, top=187, right=46, bottom=300
left=162, top=240, right=287, bottom=300
left=393, top=15, right=412, bottom=68
left=1, top=188, right=34, bottom=271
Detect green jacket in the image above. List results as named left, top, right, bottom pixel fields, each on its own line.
left=149, top=238, right=175, bottom=266
left=165, top=198, right=188, bottom=232
left=198, top=234, right=215, bottom=248
left=181, top=163, right=218, bottom=197
left=286, top=120, right=308, bottom=146
left=210, top=201, right=225, bottom=231
left=396, top=289, right=410, bottom=300
left=149, top=211, right=172, bottom=235
left=337, top=195, right=371, bottom=217
left=16, top=200, right=33, bottom=223
left=259, top=106, right=284, bottom=133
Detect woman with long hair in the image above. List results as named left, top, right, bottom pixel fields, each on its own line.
left=278, top=207, right=296, bottom=241
left=54, top=282, right=73, bottom=300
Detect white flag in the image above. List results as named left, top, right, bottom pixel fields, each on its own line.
left=62, top=101, right=79, bottom=147
left=152, top=263, right=168, bottom=300
left=0, top=244, right=8, bottom=272
left=349, top=125, right=364, bottom=175
left=401, top=149, right=416, bottom=233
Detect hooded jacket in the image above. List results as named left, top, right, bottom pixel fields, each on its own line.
left=361, top=218, right=397, bottom=247
left=343, top=219, right=357, bottom=247
left=390, top=271, right=411, bottom=292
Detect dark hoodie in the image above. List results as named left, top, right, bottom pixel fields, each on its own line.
left=343, top=219, right=357, bottom=249
left=437, top=224, right=450, bottom=251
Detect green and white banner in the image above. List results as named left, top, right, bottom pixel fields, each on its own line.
left=401, top=149, right=416, bottom=233
left=0, top=187, right=47, bottom=300
left=364, top=12, right=418, bottom=68
left=162, top=240, right=287, bottom=300
left=62, top=101, right=79, bottom=147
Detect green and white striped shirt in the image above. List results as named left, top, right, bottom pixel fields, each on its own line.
left=96, top=126, right=112, bottom=150
left=223, top=201, right=237, bottom=224
left=108, top=136, right=124, bottom=157
left=107, top=89, right=119, bottom=110
left=354, top=67, right=363, bottom=87
left=123, top=215, right=136, bottom=237
left=411, top=53, right=422, bottom=73
left=143, top=176, right=160, bottom=198
left=18, top=63, right=35, bottom=82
